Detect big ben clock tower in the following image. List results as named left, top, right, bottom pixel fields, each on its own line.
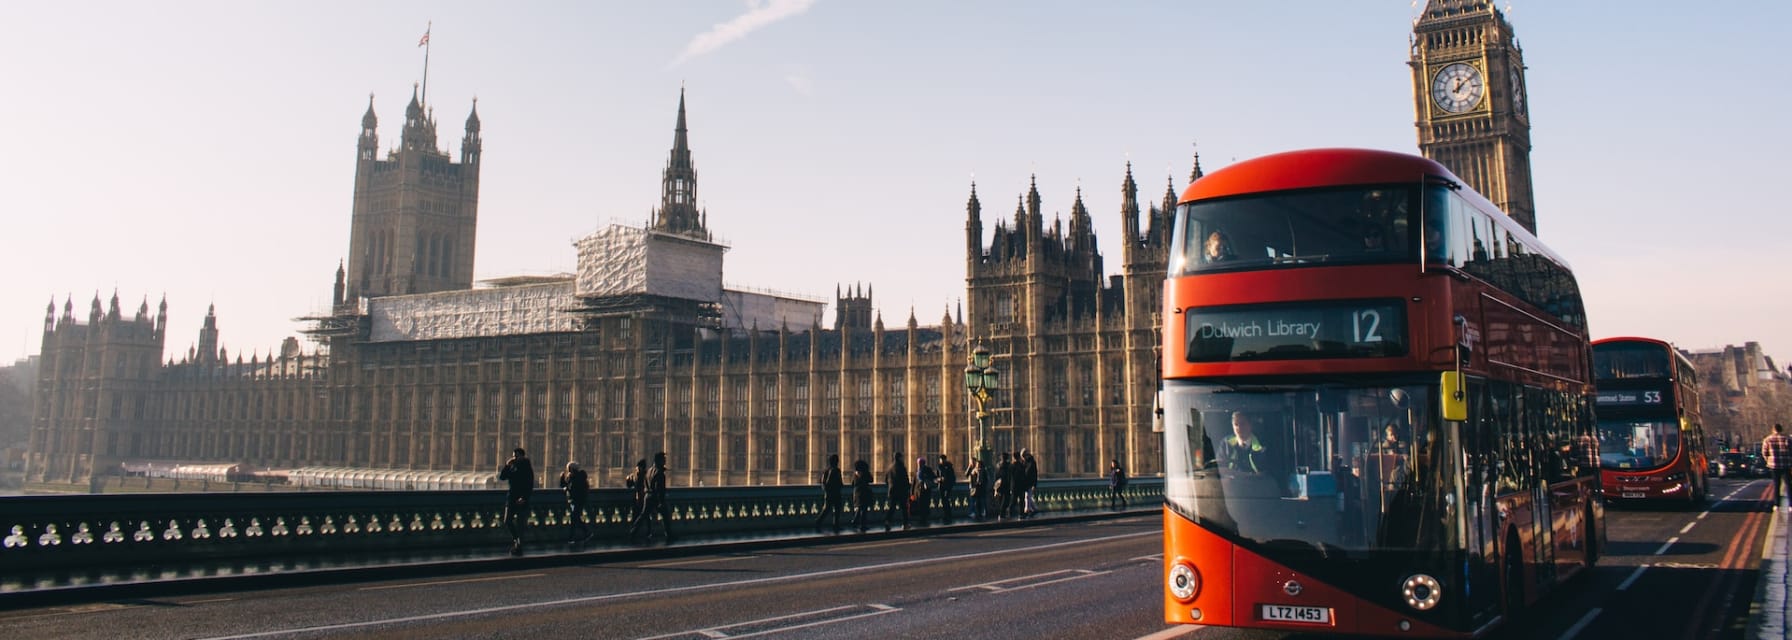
left=1411, top=0, right=1537, bottom=235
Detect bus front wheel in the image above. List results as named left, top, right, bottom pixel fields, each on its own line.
left=1503, top=535, right=1525, bottom=619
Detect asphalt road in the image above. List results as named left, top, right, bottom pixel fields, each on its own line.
left=0, top=479, right=1772, bottom=640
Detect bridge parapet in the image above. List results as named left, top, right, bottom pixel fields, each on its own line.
left=0, top=479, right=1162, bottom=573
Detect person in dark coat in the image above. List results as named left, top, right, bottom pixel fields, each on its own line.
left=497, top=447, right=535, bottom=556
left=628, top=451, right=674, bottom=544
left=965, top=457, right=987, bottom=521
left=849, top=459, right=874, bottom=533
left=625, top=458, right=648, bottom=523
left=912, top=456, right=936, bottom=522
left=559, top=461, right=591, bottom=543
left=936, top=454, right=958, bottom=523
left=816, top=454, right=845, bottom=534
left=1107, top=459, right=1128, bottom=510
left=1020, top=448, right=1040, bottom=518
left=994, top=452, right=1014, bottom=520
left=883, top=453, right=911, bottom=531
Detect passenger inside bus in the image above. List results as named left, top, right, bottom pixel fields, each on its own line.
left=1203, top=230, right=1235, bottom=263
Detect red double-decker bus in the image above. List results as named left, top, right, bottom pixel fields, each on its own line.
left=1160, top=148, right=1601, bottom=637
left=1594, top=337, right=1706, bottom=506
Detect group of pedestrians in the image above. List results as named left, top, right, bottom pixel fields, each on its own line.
left=496, top=448, right=675, bottom=556
left=500, top=444, right=1135, bottom=554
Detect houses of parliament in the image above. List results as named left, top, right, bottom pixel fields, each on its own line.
left=26, top=1, right=1536, bottom=490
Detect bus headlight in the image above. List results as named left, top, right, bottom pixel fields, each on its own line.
left=1169, top=562, right=1201, bottom=601
left=1402, top=573, right=1442, bottom=611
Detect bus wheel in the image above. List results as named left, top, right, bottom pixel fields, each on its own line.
left=1503, top=535, right=1525, bottom=619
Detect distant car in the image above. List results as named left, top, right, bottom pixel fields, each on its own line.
left=1748, top=454, right=1771, bottom=477
left=1716, top=453, right=1756, bottom=479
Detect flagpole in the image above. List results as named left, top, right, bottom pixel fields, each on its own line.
left=420, top=21, right=432, bottom=107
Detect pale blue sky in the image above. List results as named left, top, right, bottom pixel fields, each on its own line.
left=3, top=1, right=1788, bottom=369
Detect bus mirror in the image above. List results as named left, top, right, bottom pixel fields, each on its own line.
left=1440, top=371, right=1467, bottom=422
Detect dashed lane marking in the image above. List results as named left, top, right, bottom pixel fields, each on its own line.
left=360, top=573, right=546, bottom=591
left=1558, top=607, right=1601, bottom=640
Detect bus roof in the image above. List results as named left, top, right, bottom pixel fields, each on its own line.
left=1181, top=148, right=1455, bottom=204
left=1182, top=147, right=1570, bottom=270
left=1593, top=336, right=1676, bottom=350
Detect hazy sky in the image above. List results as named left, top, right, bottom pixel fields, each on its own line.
left=4, top=2, right=1788, bottom=369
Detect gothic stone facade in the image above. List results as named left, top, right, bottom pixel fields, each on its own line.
left=27, top=92, right=1176, bottom=489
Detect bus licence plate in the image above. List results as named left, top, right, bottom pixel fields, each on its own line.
left=1622, top=492, right=1645, bottom=499
left=1261, top=604, right=1331, bottom=624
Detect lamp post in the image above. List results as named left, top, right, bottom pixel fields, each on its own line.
left=965, top=344, right=999, bottom=470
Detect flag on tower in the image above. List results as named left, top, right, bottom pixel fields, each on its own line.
left=418, top=31, right=430, bottom=47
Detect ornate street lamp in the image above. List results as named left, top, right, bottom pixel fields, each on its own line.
left=965, top=344, right=999, bottom=469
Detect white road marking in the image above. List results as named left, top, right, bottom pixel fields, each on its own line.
left=1652, top=537, right=1678, bottom=556
left=194, top=529, right=1161, bottom=640
left=1558, top=607, right=1601, bottom=640
left=635, top=604, right=899, bottom=640
left=641, top=555, right=759, bottom=568
left=1679, top=522, right=1697, bottom=535
left=1131, top=624, right=1203, bottom=639
left=1616, top=565, right=1648, bottom=591
left=1131, top=553, right=1164, bottom=562
left=359, top=573, right=546, bottom=591
left=948, top=569, right=1110, bottom=593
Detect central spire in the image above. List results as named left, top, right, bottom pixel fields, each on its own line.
left=653, top=88, right=708, bottom=239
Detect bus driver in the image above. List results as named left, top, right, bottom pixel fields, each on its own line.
left=1225, top=412, right=1267, bottom=473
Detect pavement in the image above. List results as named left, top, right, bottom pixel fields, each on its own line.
left=1756, top=503, right=1790, bottom=640
left=0, top=505, right=1150, bottom=609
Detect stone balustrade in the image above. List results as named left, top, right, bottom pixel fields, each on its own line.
left=0, top=478, right=1161, bottom=572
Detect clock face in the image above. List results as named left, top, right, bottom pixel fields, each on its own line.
left=1431, top=63, right=1484, bottom=114
left=1510, top=69, right=1525, bottom=112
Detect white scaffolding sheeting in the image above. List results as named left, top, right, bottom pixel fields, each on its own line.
left=575, top=224, right=724, bottom=302
left=368, top=280, right=581, bottom=342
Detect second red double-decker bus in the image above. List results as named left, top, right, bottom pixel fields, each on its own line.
left=1160, top=148, right=1601, bottom=637
left=1594, top=337, right=1707, bottom=506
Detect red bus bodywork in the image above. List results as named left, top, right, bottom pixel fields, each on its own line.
left=1594, top=336, right=1707, bottom=506
left=1160, top=149, right=1601, bottom=637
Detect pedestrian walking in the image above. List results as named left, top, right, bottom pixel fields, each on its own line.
left=912, top=456, right=936, bottom=522
left=625, top=458, right=648, bottom=523
left=884, top=453, right=911, bottom=531
left=966, top=457, right=987, bottom=521
left=497, top=447, right=535, bottom=556
left=1020, top=448, right=1039, bottom=518
left=1765, top=424, right=1792, bottom=511
left=628, top=451, right=674, bottom=543
left=1107, top=459, right=1128, bottom=510
left=936, top=454, right=958, bottom=523
left=994, top=451, right=1014, bottom=520
left=849, top=459, right=874, bottom=533
left=559, top=461, right=591, bottom=543
left=816, top=454, right=845, bottom=533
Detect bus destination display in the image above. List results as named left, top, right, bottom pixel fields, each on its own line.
left=1184, top=300, right=1406, bottom=362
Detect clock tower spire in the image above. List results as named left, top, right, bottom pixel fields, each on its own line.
left=1411, top=0, right=1537, bottom=235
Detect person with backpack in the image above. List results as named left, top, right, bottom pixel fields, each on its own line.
left=936, top=454, right=958, bottom=523
left=558, top=461, right=591, bottom=543
left=628, top=451, right=674, bottom=544
left=816, top=454, right=844, bottom=534
left=912, top=456, right=936, bottom=522
left=965, top=457, right=988, bottom=521
left=1108, top=459, right=1128, bottom=510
